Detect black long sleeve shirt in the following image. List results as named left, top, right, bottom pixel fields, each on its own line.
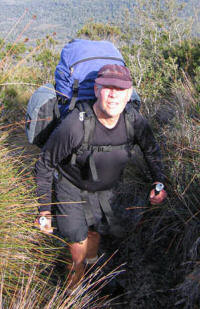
left=35, top=105, right=164, bottom=212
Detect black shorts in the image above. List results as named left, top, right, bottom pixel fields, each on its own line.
left=53, top=175, right=114, bottom=243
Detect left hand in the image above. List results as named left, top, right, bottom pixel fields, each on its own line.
left=149, top=184, right=167, bottom=205
left=34, top=211, right=53, bottom=234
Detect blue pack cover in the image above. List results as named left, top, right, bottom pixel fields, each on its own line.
left=55, top=39, right=125, bottom=103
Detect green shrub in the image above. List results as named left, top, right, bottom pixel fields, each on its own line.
left=77, top=22, right=122, bottom=41
left=33, top=36, right=59, bottom=81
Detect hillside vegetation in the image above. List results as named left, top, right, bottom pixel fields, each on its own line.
left=0, top=0, right=199, bottom=308
left=0, top=0, right=199, bottom=44
left=0, top=0, right=135, bottom=43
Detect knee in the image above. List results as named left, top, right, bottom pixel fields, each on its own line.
left=88, top=230, right=101, bottom=243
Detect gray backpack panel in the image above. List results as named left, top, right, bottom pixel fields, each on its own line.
left=25, top=83, right=58, bottom=146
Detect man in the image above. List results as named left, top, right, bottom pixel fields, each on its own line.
left=35, top=64, right=167, bottom=289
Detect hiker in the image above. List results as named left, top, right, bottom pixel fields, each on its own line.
left=35, top=64, right=167, bottom=289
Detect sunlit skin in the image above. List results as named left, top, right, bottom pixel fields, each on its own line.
left=93, top=84, right=133, bottom=128
left=150, top=182, right=167, bottom=205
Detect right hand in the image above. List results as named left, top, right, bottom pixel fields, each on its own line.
left=34, top=211, right=53, bottom=234
left=149, top=186, right=167, bottom=205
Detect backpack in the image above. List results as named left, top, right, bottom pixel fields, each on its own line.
left=25, top=39, right=141, bottom=148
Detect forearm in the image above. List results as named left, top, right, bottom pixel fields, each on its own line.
left=35, top=118, right=76, bottom=212
left=39, top=210, right=51, bottom=216
left=35, top=152, right=55, bottom=212
left=134, top=116, right=165, bottom=183
left=144, top=148, right=165, bottom=183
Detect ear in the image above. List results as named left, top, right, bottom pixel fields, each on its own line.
left=94, top=84, right=99, bottom=98
left=126, top=87, right=133, bottom=102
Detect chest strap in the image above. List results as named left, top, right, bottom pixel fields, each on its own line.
left=72, top=142, right=133, bottom=182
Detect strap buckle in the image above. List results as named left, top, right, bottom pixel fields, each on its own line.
left=95, top=145, right=112, bottom=152
left=79, top=111, right=86, bottom=122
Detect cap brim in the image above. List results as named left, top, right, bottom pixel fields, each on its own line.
left=95, top=77, right=132, bottom=89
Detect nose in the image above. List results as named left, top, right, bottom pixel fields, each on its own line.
left=109, top=88, right=117, bottom=97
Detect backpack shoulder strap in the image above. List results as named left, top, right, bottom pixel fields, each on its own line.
left=76, top=101, right=96, bottom=144
left=70, top=101, right=96, bottom=168
left=124, top=103, right=135, bottom=142
left=77, top=101, right=102, bottom=182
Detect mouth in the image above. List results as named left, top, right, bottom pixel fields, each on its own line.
left=108, top=102, right=119, bottom=107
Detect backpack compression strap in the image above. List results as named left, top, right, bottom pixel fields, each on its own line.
left=68, top=79, right=79, bottom=111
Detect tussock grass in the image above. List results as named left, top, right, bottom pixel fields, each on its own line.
left=161, top=76, right=199, bottom=200
left=0, top=130, right=69, bottom=302
left=0, top=131, right=49, bottom=281
left=0, top=130, right=121, bottom=308
left=0, top=261, right=122, bottom=308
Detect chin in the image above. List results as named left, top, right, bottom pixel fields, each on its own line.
left=107, top=111, right=120, bottom=118
left=108, top=106, right=122, bottom=114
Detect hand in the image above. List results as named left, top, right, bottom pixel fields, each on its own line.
left=149, top=183, right=167, bottom=205
left=34, top=211, right=53, bottom=234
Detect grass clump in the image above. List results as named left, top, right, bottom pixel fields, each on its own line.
left=0, top=130, right=118, bottom=308
left=0, top=131, right=51, bottom=295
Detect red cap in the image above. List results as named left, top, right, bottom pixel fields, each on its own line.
left=95, top=64, right=132, bottom=89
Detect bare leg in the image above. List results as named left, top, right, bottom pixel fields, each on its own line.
left=86, top=230, right=100, bottom=261
left=68, top=238, right=88, bottom=289
left=67, top=231, right=100, bottom=288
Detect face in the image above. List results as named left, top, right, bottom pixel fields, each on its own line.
left=94, top=84, right=132, bottom=119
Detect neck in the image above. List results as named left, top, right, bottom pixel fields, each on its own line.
left=93, top=104, right=120, bottom=129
